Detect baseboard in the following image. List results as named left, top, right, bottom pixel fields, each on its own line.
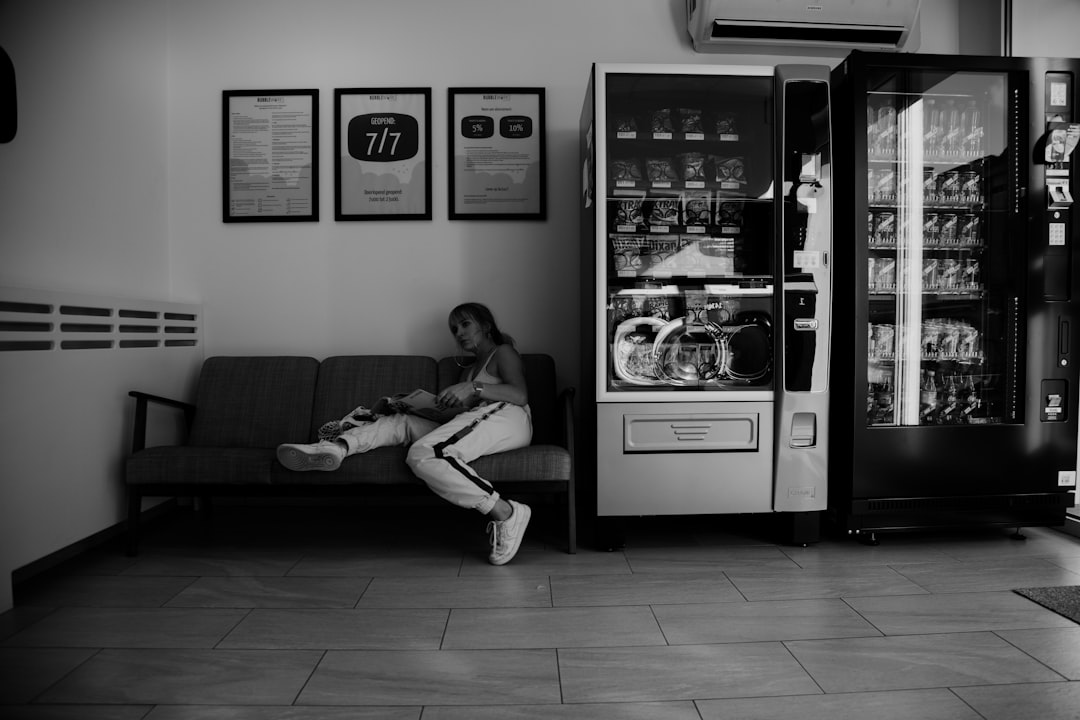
left=11, top=499, right=178, bottom=586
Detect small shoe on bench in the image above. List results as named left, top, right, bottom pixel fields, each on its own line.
left=277, top=441, right=346, bottom=471
left=317, top=406, right=377, bottom=442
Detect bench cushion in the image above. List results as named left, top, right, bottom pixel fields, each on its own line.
left=128, top=447, right=276, bottom=485
left=471, top=444, right=572, bottom=482
left=188, top=356, right=319, bottom=449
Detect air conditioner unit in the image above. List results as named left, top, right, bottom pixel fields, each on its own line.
left=687, top=0, right=921, bottom=52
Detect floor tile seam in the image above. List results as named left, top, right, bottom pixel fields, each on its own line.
left=0, top=605, right=64, bottom=642
left=454, top=601, right=690, bottom=611
left=948, top=678, right=1077, bottom=696
left=23, top=645, right=104, bottom=707
left=1038, top=557, right=1080, bottom=573
left=13, top=640, right=335, bottom=652
left=288, top=648, right=329, bottom=708
left=763, top=640, right=828, bottom=698
left=358, top=602, right=554, bottom=610
left=157, top=575, right=203, bottom=608
left=838, top=595, right=984, bottom=639
left=720, top=571, right=751, bottom=603
left=437, top=606, right=454, bottom=650
left=842, top=587, right=1024, bottom=598
left=212, top=607, right=255, bottom=649
left=778, top=626, right=1080, bottom=673
left=239, top=640, right=820, bottom=655
left=897, top=555, right=1079, bottom=571
left=689, top=698, right=711, bottom=719
left=646, top=603, right=672, bottom=646
left=350, top=576, right=374, bottom=609
left=948, top=679, right=1080, bottom=720
left=835, top=625, right=1073, bottom=639
left=882, top=563, right=937, bottom=594
left=550, top=639, right=814, bottom=654
left=281, top=552, right=308, bottom=579
left=954, top=679, right=1080, bottom=693
left=660, top=629, right=887, bottom=645
left=722, top=589, right=927, bottom=603
left=554, top=647, right=565, bottom=705
left=550, top=598, right=747, bottom=608
left=990, top=629, right=1075, bottom=681
left=837, top=588, right=1027, bottom=614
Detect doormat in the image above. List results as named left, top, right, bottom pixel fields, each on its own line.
left=1013, top=586, right=1080, bottom=624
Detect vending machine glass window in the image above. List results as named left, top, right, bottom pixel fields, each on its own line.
left=864, top=69, right=1019, bottom=428
left=603, top=73, right=775, bottom=394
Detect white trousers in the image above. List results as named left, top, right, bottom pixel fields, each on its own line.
left=335, top=402, right=532, bottom=515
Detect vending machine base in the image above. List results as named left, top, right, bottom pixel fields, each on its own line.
left=594, top=402, right=822, bottom=547
left=788, top=510, right=822, bottom=546
left=828, top=492, right=1073, bottom=540
left=596, top=402, right=774, bottom=516
left=593, top=510, right=822, bottom=551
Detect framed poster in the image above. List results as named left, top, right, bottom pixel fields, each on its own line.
left=335, top=88, right=432, bottom=221
left=448, top=87, right=546, bottom=220
left=223, top=89, right=318, bottom=222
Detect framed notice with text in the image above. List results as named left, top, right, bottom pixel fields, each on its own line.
left=449, top=88, right=546, bottom=220
left=335, top=88, right=432, bottom=221
left=223, top=89, right=319, bottom=222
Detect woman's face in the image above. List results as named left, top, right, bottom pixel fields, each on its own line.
left=449, top=314, right=488, bottom=353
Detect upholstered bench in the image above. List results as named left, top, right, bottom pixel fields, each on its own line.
left=125, top=354, right=575, bottom=554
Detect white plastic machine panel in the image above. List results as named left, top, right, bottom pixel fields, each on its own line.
left=597, top=402, right=774, bottom=516
left=624, top=412, right=757, bottom=452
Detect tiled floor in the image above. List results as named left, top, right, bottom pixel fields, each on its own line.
left=3, top=503, right=1080, bottom=719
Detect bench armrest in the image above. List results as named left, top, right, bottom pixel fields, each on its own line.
left=128, top=390, right=196, bottom=453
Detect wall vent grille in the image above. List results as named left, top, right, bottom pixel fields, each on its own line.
left=0, top=288, right=201, bottom=352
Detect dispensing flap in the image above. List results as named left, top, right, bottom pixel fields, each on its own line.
left=790, top=411, right=816, bottom=448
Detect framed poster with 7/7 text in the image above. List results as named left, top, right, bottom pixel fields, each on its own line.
left=335, top=88, right=432, bottom=221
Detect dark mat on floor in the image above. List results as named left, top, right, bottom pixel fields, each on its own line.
left=1014, top=585, right=1080, bottom=624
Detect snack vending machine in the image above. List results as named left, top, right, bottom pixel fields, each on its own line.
left=829, top=51, right=1079, bottom=539
left=579, top=63, right=833, bottom=545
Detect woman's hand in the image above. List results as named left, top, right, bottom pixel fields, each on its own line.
left=373, top=395, right=408, bottom=415
left=436, top=382, right=476, bottom=409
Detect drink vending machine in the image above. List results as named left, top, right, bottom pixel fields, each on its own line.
left=829, top=52, right=1079, bottom=540
left=579, top=63, right=833, bottom=546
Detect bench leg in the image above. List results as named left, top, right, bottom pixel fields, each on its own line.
left=566, top=483, right=577, bottom=554
left=126, top=488, right=141, bottom=557
left=196, top=494, right=214, bottom=539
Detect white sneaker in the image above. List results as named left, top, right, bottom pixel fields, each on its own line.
left=487, top=500, right=531, bottom=565
left=276, top=441, right=346, bottom=471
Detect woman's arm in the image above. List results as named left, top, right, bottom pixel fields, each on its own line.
left=473, top=345, right=528, bottom=406
left=439, top=344, right=529, bottom=409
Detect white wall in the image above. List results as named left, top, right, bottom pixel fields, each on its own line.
left=0, top=0, right=171, bottom=297
left=0, top=0, right=973, bottom=613
left=1011, top=0, right=1080, bottom=57
left=0, top=1, right=182, bottom=611
left=166, top=0, right=971, bottom=375
left=165, top=0, right=850, bottom=377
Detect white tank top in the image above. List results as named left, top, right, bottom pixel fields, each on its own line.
left=470, top=348, right=502, bottom=385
